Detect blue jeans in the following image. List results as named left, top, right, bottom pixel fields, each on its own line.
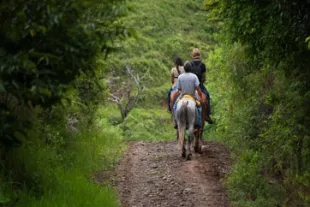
left=167, top=86, right=178, bottom=111
left=200, top=85, right=211, bottom=116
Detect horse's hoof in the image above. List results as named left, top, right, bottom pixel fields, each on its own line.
left=195, top=146, right=202, bottom=154
left=194, top=146, right=199, bottom=153
left=186, top=154, right=192, bottom=160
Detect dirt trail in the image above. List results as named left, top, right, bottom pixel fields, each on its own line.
left=112, top=141, right=230, bottom=207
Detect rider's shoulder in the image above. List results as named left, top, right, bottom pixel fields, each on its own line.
left=178, top=72, right=186, bottom=77
left=191, top=60, right=204, bottom=66
left=179, top=65, right=185, bottom=73
left=189, top=72, right=198, bottom=78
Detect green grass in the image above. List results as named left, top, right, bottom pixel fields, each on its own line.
left=6, top=105, right=126, bottom=207
left=122, top=107, right=176, bottom=141
left=17, top=172, right=119, bottom=207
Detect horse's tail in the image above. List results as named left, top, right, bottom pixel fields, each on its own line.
left=177, top=100, right=188, bottom=151
left=177, top=100, right=188, bottom=127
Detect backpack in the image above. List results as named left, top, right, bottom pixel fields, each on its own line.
left=190, top=62, right=203, bottom=84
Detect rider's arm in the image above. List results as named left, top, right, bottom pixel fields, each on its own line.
left=202, top=72, right=206, bottom=83
left=171, top=72, right=175, bottom=85
left=201, top=63, right=207, bottom=83
left=196, top=86, right=202, bottom=99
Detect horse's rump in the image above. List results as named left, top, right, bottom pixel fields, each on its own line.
left=176, top=96, right=197, bottom=126
left=175, top=96, right=198, bottom=159
left=174, top=95, right=202, bottom=129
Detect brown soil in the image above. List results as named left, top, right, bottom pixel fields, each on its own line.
left=110, top=140, right=230, bottom=207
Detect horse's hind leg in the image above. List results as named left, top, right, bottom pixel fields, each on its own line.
left=182, top=140, right=186, bottom=158
left=186, top=127, right=194, bottom=160
left=187, top=137, right=192, bottom=160
left=177, top=124, right=186, bottom=158
left=194, top=129, right=202, bottom=154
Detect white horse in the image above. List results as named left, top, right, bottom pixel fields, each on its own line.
left=175, top=95, right=198, bottom=160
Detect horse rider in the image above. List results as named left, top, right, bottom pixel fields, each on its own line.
left=167, top=57, right=184, bottom=113
left=174, top=61, right=203, bottom=110
left=190, top=48, right=213, bottom=124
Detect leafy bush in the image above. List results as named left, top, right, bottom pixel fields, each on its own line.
left=2, top=104, right=124, bottom=206
left=0, top=0, right=129, bottom=204
left=205, top=1, right=310, bottom=206
left=0, top=0, right=129, bottom=146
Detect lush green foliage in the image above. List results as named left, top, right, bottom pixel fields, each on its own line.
left=1, top=101, right=125, bottom=206
left=0, top=0, right=129, bottom=206
left=6, top=0, right=309, bottom=206
left=204, top=1, right=310, bottom=206
left=103, top=0, right=216, bottom=142
left=122, top=108, right=175, bottom=141
left=104, top=0, right=216, bottom=106
left=0, top=0, right=217, bottom=206
left=23, top=108, right=123, bottom=206
left=0, top=0, right=129, bottom=146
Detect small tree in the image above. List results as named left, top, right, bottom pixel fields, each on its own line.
left=108, top=64, right=149, bottom=120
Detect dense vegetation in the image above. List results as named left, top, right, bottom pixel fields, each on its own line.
left=104, top=0, right=216, bottom=141
left=1, top=0, right=309, bottom=206
left=204, top=0, right=310, bottom=206
left=0, top=0, right=214, bottom=206
left=0, top=0, right=129, bottom=206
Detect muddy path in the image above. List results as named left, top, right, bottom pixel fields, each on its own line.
left=108, top=141, right=230, bottom=207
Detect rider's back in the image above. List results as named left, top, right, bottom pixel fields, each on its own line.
left=177, top=73, right=199, bottom=97
left=190, top=61, right=206, bottom=87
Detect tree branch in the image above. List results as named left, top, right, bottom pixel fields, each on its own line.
left=108, top=64, right=148, bottom=121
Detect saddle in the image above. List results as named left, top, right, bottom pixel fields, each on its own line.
left=177, top=94, right=201, bottom=106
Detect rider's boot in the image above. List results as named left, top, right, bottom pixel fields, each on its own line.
left=205, top=115, right=213, bottom=124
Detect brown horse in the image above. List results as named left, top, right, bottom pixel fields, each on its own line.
left=170, top=90, right=179, bottom=115
left=193, top=92, right=208, bottom=153
left=194, top=97, right=207, bottom=153
left=170, top=89, right=180, bottom=140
